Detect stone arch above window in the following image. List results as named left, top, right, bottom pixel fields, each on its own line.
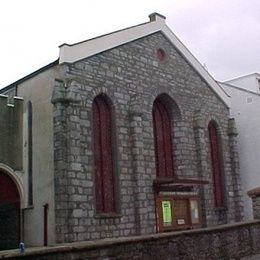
left=92, top=94, right=115, bottom=214
left=153, top=94, right=178, bottom=178
left=208, top=120, right=224, bottom=208
left=150, top=93, right=182, bottom=122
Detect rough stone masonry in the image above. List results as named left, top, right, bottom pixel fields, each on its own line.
left=51, top=32, right=244, bottom=243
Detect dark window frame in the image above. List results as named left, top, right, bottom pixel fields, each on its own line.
left=93, top=94, right=116, bottom=214
left=153, top=97, right=175, bottom=178
left=208, top=121, right=225, bottom=208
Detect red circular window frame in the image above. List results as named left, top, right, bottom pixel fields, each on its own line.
left=156, top=48, right=166, bottom=61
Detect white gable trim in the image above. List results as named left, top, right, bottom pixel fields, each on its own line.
left=59, top=13, right=230, bottom=107
left=161, top=25, right=230, bottom=107
left=59, top=20, right=163, bottom=65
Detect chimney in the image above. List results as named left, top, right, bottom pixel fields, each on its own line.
left=149, top=13, right=166, bottom=23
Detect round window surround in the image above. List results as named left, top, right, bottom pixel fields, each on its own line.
left=156, top=48, right=166, bottom=61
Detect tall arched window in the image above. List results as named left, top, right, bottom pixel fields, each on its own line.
left=208, top=121, right=224, bottom=208
left=153, top=97, right=174, bottom=178
left=93, top=95, right=115, bottom=213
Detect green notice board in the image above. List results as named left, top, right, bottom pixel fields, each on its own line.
left=162, top=200, right=172, bottom=226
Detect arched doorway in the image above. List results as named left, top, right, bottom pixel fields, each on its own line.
left=0, top=171, right=20, bottom=250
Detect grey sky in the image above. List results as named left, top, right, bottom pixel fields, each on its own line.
left=0, top=0, right=259, bottom=88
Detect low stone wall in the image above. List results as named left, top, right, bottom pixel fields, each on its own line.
left=1, top=220, right=260, bottom=260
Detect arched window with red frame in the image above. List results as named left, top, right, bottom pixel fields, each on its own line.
left=93, top=94, right=115, bottom=214
left=153, top=97, right=174, bottom=178
left=208, top=121, right=224, bottom=208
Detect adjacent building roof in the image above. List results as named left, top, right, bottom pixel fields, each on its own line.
left=219, top=81, right=260, bottom=97
left=223, top=72, right=260, bottom=95
left=0, top=60, right=59, bottom=94
left=225, top=72, right=260, bottom=83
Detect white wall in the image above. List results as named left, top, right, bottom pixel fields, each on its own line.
left=222, top=83, right=260, bottom=220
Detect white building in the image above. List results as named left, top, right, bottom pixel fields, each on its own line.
left=225, top=73, right=260, bottom=93
left=221, top=73, right=260, bottom=219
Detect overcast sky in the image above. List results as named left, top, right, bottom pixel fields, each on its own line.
left=0, top=0, right=259, bottom=89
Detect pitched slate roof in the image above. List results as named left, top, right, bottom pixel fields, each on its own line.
left=59, top=13, right=230, bottom=107
left=0, top=60, right=59, bottom=94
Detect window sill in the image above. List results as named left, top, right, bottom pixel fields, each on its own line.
left=94, top=213, right=122, bottom=219
left=214, top=207, right=227, bottom=211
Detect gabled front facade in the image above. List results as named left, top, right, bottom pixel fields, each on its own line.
left=0, top=13, right=243, bottom=249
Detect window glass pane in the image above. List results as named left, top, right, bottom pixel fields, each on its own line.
left=93, top=95, right=115, bottom=213
left=208, top=122, right=224, bottom=207
left=190, top=199, right=199, bottom=224
left=153, top=98, right=174, bottom=178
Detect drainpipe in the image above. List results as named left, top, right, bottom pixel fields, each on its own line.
left=43, top=203, right=49, bottom=246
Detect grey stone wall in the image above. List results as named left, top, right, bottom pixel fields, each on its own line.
left=2, top=221, right=260, bottom=259
left=52, top=32, right=243, bottom=242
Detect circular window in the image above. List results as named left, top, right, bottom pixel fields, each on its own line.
left=156, top=48, right=166, bottom=61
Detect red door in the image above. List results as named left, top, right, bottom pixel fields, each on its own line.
left=0, top=171, right=20, bottom=250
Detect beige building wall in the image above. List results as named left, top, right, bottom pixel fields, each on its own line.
left=17, top=66, right=58, bottom=246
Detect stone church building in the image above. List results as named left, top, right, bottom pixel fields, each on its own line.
left=0, top=13, right=243, bottom=249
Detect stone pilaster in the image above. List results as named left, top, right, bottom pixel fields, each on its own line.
left=193, top=112, right=208, bottom=226
left=129, top=112, right=146, bottom=235
left=228, top=118, right=244, bottom=221
left=52, top=79, right=81, bottom=243
left=129, top=94, right=155, bottom=235
left=130, top=109, right=157, bottom=235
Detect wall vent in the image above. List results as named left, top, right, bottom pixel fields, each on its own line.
left=246, top=97, right=253, bottom=104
